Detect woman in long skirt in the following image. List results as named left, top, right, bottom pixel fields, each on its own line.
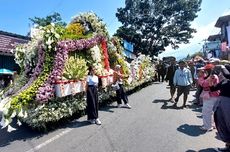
left=86, top=66, right=101, bottom=125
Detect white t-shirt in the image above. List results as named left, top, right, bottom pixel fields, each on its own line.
left=87, top=75, right=98, bottom=86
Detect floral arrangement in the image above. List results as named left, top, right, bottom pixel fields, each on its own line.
left=61, top=23, right=92, bottom=40
left=62, top=56, right=88, bottom=80
left=0, top=12, right=156, bottom=131
left=1, top=24, right=63, bottom=130
left=71, top=12, right=109, bottom=37
left=21, top=93, right=86, bottom=130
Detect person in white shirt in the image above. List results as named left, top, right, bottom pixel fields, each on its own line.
left=86, top=66, right=101, bottom=125
left=173, top=60, right=193, bottom=108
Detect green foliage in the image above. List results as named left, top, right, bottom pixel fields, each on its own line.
left=29, top=12, right=67, bottom=27
left=62, top=56, right=88, bottom=80
left=20, top=93, right=86, bottom=130
left=191, top=51, right=204, bottom=58
left=4, top=24, right=63, bottom=121
left=116, top=0, right=202, bottom=56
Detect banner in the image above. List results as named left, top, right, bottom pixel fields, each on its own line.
left=221, top=42, right=227, bottom=52
left=226, top=25, right=230, bottom=46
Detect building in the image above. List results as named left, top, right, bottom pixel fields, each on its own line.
left=214, top=15, right=230, bottom=60
left=0, top=30, right=30, bottom=72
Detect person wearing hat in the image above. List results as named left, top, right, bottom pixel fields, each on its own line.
left=173, top=60, right=193, bottom=108
left=113, top=65, right=131, bottom=109
left=198, top=63, right=219, bottom=131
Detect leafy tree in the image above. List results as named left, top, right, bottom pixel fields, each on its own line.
left=116, top=0, right=202, bottom=56
left=191, top=51, right=204, bottom=58
left=29, top=12, right=67, bottom=27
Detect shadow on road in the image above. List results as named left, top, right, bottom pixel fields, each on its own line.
left=153, top=99, right=185, bottom=110
left=99, top=105, right=118, bottom=113
left=177, top=124, right=206, bottom=137
left=186, top=148, right=216, bottom=152
left=0, top=120, right=44, bottom=148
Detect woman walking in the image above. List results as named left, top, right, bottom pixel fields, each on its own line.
left=198, top=64, right=219, bottom=132
left=86, top=66, right=101, bottom=125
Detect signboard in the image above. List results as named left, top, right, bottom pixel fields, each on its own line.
left=204, top=41, right=221, bottom=51
left=124, top=40, right=133, bottom=52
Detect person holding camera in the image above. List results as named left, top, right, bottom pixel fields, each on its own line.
left=113, top=65, right=131, bottom=109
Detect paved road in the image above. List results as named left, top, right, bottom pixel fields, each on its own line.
left=0, top=82, right=224, bottom=152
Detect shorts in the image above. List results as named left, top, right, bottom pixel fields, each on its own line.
left=177, top=85, right=190, bottom=95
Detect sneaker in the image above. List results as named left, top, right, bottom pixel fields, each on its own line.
left=124, top=104, right=131, bottom=109
left=95, top=118, right=102, bottom=125
left=169, top=98, right=175, bottom=103
left=214, top=147, right=230, bottom=152
left=88, top=119, right=95, bottom=124
left=173, top=102, right=177, bottom=107
left=117, top=104, right=122, bottom=108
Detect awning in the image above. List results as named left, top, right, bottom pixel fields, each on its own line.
left=0, top=68, right=14, bottom=75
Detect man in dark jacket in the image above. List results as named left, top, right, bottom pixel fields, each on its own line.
left=165, top=59, right=177, bottom=102
left=156, top=61, right=166, bottom=82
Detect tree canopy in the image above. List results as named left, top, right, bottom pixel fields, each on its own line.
left=115, top=0, right=202, bottom=56
left=29, top=12, right=67, bottom=27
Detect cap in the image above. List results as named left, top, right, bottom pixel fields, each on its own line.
left=204, top=63, right=215, bottom=70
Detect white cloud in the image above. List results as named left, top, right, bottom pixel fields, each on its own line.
left=222, top=9, right=230, bottom=16
left=159, top=10, right=230, bottom=60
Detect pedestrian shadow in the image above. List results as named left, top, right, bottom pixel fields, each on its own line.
left=68, top=120, right=93, bottom=128
left=152, top=99, right=183, bottom=110
left=0, top=121, right=44, bottom=148
left=186, top=148, right=216, bottom=152
left=187, top=99, right=202, bottom=113
left=152, top=82, right=162, bottom=84
left=177, top=124, right=206, bottom=137
left=99, top=105, right=117, bottom=113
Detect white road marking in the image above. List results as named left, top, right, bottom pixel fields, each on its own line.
left=25, top=128, right=73, bottom=152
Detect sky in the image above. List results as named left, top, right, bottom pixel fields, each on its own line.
left=0, top=0, right=230, bottom=60
left=158, top=0, right=230, bottom=60
left=0, top=0, right=125, bottom=35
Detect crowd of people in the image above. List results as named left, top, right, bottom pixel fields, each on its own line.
left=156, top=57, right=230, bottom=152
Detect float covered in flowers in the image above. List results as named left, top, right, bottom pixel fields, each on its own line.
left=0, top=12, right=155, bottom=131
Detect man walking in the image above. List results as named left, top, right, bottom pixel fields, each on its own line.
left=173, top=60, right=193, bottom=108
left=156, top=61, right=166, bottom=82
left=165, top=59, right=177, bottom=102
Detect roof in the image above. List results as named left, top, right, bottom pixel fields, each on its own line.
left=0, top=30, right=30, bottom=56
left=215, top=15, right=230, bottom=27
left=207, top=34, right=221, bottom=41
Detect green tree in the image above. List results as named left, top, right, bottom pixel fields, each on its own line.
left=116, top=0, right=202, bottom=56
left=29, top=12, right=66, bottom=27
left=191, top=51, right=204, bottom=58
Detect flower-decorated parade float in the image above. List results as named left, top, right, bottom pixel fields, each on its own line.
left=0, top=12, right=155, bottom=131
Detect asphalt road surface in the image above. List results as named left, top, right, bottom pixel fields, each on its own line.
left=0, top=82, right=224, bottom=152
